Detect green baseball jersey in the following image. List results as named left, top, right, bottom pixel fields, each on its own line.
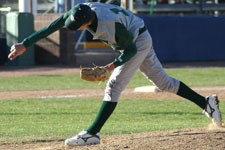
left=86, top=2, right=145, bottom=50
left=21, top=2, right=146, bottom=67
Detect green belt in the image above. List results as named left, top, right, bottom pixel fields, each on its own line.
left=139, top=26, right=147, bottom=36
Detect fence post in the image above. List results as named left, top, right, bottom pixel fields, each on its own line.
left=6, top=12, right=35, bottom=66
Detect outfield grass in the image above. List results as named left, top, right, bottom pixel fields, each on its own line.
left=0, top=67, right=225, bottom=91
left=0, top=67, right=225, bottom=144
left=1, top=98, right=224, bottom=143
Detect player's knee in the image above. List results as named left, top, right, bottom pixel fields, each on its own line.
left=104, top=80, right=124, bottom=102
left=154, top=76, right=179, bottom=93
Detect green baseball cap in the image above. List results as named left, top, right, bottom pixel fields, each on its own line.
left=65, top=4, right=93, bottom=30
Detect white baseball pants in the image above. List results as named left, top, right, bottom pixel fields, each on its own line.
left=104, top=31, right=180, bottom=102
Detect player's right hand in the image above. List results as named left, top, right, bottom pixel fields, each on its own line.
left=8, top=43, right=26, bottom=60
left=105, top=63, right=115, bottom=72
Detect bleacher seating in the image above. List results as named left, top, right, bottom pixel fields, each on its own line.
left=132, top=1, right=225, bottom=14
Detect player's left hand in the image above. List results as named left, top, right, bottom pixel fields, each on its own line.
left=80, top=65, right=111, bottom=82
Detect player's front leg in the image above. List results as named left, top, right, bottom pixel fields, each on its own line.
left=65, top=100, right=117, bottom=146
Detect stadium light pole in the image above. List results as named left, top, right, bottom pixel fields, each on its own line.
left=32, top=0, right=37, bottom=15
left=19, top=0, right=30, bottom=13
left=18, top=0, right=37, bottom=14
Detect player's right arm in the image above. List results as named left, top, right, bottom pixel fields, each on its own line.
left=8, top=11, right=71, bottom=60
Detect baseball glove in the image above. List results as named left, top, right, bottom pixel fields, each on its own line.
left=80, top=65, right=111, bottom=81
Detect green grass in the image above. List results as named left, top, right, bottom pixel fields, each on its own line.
left=0, top=67, right=225, bottom=91
left=1, top=97, right=224, bottom=144
left=1, top=67, right=225, bottom=144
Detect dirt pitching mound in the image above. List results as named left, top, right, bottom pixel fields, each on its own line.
left=1, top=125, right=225, bottom=150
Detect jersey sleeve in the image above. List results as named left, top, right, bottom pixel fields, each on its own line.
left=21, top=11, right=70, bottom=48
left=112, top=23, right=137, bottom=67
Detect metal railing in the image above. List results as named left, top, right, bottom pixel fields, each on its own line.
left=0, top=7, right=11, bottom=38
left=126, top=0, right=225, bottom=15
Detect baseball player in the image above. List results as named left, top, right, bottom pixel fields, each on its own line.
left=8, top=2, right=222, bottom=146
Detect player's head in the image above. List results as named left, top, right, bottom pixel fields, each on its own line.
left=65, top=4, right=93, bottom=30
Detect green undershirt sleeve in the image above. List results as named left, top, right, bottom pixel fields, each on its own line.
left=112, top=23, right=137, bottom=67
left=21, top=12, right=70, bottom=48
left=113, top=42, right=137, bottom=67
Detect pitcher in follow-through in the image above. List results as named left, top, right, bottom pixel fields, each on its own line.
left=8, top=2, right=222, bottom=146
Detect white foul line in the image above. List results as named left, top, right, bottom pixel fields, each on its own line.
left=41, top=94, right=101, bottom=99
left=41, top=86, right=225, bottom=99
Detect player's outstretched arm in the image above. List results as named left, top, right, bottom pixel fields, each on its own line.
left=8, top=43, right=26, bottom=60
left=8, top=11, right=70, bottom=61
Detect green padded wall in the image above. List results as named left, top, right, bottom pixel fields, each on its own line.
left=6, top=12, right=35, bottom=66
